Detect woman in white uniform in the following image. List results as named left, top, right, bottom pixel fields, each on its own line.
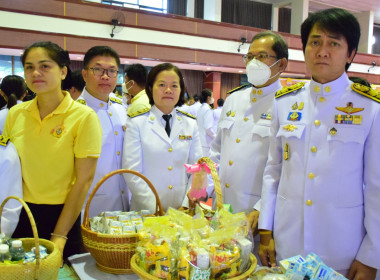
left=122, top=63, right=203, bottom=213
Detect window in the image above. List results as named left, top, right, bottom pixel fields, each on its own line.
left=99, top=0, right=168, bottom=13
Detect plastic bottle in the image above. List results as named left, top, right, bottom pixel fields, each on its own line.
left=0, top=244, right=11, bottom=263
left=9, top=240, right=25, bottom=262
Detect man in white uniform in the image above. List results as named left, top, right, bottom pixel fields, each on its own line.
left=187, top=95, right=201, bottom=117
left=259, top=8, right=380, bottom=279
left=0, top=135, right=22, bottom=236
left=78, top=46, right=128, bottom=218
left=209, top=31, right=288, bottom=223
left=197, top=89, right=215, bottom=156
left=125, top=63, right=151, bottom=116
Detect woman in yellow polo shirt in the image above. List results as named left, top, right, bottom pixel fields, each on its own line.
left=3, top=41, right=102, bottom=260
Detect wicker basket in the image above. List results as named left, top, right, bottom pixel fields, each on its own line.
left=131, top=253, right=257, bottom=280
left=81, top=169, right=164, bottom=274
left=0, top=196, right=61, bottom=280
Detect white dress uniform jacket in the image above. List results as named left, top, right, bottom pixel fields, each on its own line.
left=122, top=105, right=203, bottom=213
left=212, top=106, right=222, bottom=134
left=209, top=80, right=281, bottom=214
left=187, top=101, right=201, bottom=117
left=0, top=136, right=22, bottom=236
left=78, top=88, right=129, bottom=218
left=259, top=73, right=380, bottom=271
left=197, top=103, right=215, bottom=156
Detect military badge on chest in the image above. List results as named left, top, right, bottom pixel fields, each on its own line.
left=287, top=101, right=304, bottom=121
left=335, top=102, right=364, bottom=125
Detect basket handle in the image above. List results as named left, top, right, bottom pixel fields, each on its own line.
left=82, top=169, right=165, bottom=228
left=197, top=157, right=223, bottom=211
left=0, top=196, right=41, bottom=279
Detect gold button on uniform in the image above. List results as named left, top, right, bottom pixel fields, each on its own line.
left=117, top=151, right=120, bottom=155
left=252, top=89, right=256, bottom=94
left=325, top=86, right=331, bottom=93
left=314, top=120, right=321, bottom=126
left=308, top=173, right=315, bottom=179
left=168, top=185, right=173, bottom=190
left=225, top=183, right=230, bottom=188
left=252, top=98, right=256, bottom=103
left=229, top=160, right=233, bottom=166
left=100, top=103, right=104, bottom=108
left=319, top=97, right=325, bottom=103
left=109, top=112, right=112, bottom=116
left=168, top=147, right=173, bottom=152
left=257, top=89, right=262, bottom=95
left=236, top=138, right=240, bottom=143
left=244, top=117, right=248, bottom=122
left=150, top=116, right=155, bottom=121
left=121, top=190, right=124, bottom=194
left=306, top=200, right=313, bottom=206
left=314, top=86, right=320, bottom=93
left=115, top=131, right=118, bottom=136
left=310, top=146, right=317, bottom=153
left=168, top=166, right=173, bottom=171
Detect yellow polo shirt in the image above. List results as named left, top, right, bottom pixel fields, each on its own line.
left=3, top=91, right=102, bottom=204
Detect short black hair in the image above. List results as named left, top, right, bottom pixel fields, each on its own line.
left=71, top=70, right=85, bottom=91
left=83, top=46, right=120, bottom=69
left=0, top=75, right=27, bottom=109
left=146, top=63, right=186, bottom=107
left=349, top=76, right=371, bottom=87
left=301, top=8, right=360, bottom=71
left=193, top=95, right=200, bottom=102
left=125, top=64, right=147, bottom=87
left=250, top=31, right=288, bottom=60
left=217, top=98, right=224, bottom=107
left=21, top=41, right=72, bottom=91
left=200, top=89, right=212, bottom=103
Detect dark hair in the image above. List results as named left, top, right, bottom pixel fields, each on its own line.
left=301, top=8, right=360, bottom=71
left=21, top=41, right=72, bottom=90
left=200, top=89, right=212, bottom=103
left=70, top=70, right=85, bottom=92
left=0, top=75, right=27, bottom=109
left=146, top=63, right=186, bottom=107
left=83, top=46, right=120, bottom=69
left=250, top=31, right=288, bottom=60
left=125, top=64, right=147, bottom=87
left=349, top=76, right=371, bottom=87
left=193, top=95, right=200, bottom=102
left=217, top=98, right=224, bottom=107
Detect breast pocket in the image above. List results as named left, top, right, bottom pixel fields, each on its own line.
left=276, top=123, right=306, bottom=140
left=251, top=124, right=270, bottom=139
left=218, top=119, right=234, bottom=136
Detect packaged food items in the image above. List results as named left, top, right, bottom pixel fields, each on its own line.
left=136, top=207, right=252, bottom=280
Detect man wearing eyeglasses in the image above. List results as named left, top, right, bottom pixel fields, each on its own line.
left=78, top=46, right=129, bottom=218
left=209, top=30, right=288, bottom=258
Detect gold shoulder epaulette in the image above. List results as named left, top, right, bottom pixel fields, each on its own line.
left=128, top=107, right=150, bottom=118
left=351, top=83, right=380, bottom=103
left=0, top=135, right=10, bottom=147
left=176, top=109, right=196, bottom=119
left=76, top=99, right=87, bottom=105
left=227, top=84, right=250, bottom=95
left=110, top=97, right=122, bottom=105
left=275, top=82, right=305, bottom=99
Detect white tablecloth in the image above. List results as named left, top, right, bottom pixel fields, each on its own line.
left=68, top=253, right=141, bottom=280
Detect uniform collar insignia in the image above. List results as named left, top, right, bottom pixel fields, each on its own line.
left=283, top=124, right=298, bottom=131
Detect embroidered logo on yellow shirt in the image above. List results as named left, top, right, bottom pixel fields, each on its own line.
left=51, top=124, right=65, bottom=138
left=179, top=135, right=192, bottom=140
left=336, top=102, right=364, bottom=115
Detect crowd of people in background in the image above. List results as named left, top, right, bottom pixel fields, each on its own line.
left=0, top=7, right=379, bottom=280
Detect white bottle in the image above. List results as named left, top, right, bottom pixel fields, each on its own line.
left=0, top=244, right=11, bottom=263
left=9, top=240, right=25, bottom=262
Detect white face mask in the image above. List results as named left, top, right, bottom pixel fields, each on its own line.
left=246, top=59, right=280, bottom=86
left=124, top=80, right=134, bottom=94
left=209, top=97, right=214, bottom=104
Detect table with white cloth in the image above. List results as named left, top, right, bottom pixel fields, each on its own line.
left=67, top=253, right=140, bottom=280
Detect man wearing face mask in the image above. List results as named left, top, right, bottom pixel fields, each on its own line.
left=124, top=63, right=151, bottom=117
left=209, top=31, right=288, bottom=256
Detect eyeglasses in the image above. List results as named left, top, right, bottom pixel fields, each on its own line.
left=88, top=67, right=119, bottom=78
left=242, top=53, right=277, bottom=63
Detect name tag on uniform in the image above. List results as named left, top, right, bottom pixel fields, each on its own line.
left=179, top=135, right=192, bottom=140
